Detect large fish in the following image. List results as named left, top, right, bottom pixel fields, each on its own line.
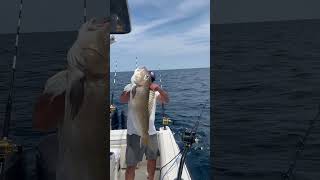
left=129, top=67, right=155, bottom=145
left=33, top=18, right=109, bottom=180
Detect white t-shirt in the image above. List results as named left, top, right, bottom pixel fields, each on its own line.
left=124, top=84, right=159, bottom=135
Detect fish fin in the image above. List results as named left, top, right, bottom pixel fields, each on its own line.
left=131, top=85, right=137, bottom=99
left=33, top=92, right=65, bottom=131
left=148, top=90, right=155, bottom=117
left=33, top=70, right=68, bottom=131
left=69, top=70, right=85, bottom=120
left=140, top=135, right=149, bottom=147
left=44, top=70, right=68, bottom=101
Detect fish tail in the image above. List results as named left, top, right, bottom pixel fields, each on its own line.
left=140, top=135, right=149, bottom=147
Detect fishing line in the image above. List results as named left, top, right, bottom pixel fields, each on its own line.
left=159, top=151, right=182, bottom=180
left=161, top=156, right=180, bottom=180
left=191, top=98, right=209, bottom=133
left=282, top=104, right=320, bottom=180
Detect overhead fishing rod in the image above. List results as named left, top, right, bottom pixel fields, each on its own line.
left=282, top=104, right=320, bottom=180
left=176, top=99, right=208, bottom=180
left=135, top=56, right=138, bottom=69
left=83, top=0, right=87, bottom=22
left=158, top=65, right=172, bottom=129
left=110, top=59, right=117, bottom=114
left=0, top=0, right=24, bottom=179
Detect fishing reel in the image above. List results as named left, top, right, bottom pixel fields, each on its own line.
left=175, top=128, right=199, bottom=180
left=162, top=116, right=172, bottom=129
left=181, top=129, right=199, bottom=148
left=110, top=104, right=116, bottom=114
left=0, top=138, right=22, bottom=161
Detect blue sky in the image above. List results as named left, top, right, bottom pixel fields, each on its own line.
left=110, top=0, right=210, bottom=72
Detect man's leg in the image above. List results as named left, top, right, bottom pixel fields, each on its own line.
left=125, top=165, right=136, bottom=180
left=146, top=134, right=159, bottom=180
left=147, top=159, right=157, bottom=180
left=125, top=134, right=144, bottom=180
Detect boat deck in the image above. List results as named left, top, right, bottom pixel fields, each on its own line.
left=110, top=128, right=191, bottom=180
left=118, top=153, right=161, bottom=179
left=111, top=141, right=161, bottom=179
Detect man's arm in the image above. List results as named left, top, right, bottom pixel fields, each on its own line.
left=120, top=91, right=130, bottom=103
left=150, top=83, right=169, bottom=104
left=33, top=93, right=65, bottom=132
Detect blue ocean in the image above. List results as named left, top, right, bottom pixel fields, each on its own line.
left=213, top=19, right=320, bottom=180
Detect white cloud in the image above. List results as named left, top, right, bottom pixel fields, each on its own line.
left=111, top=0, right=210, bottom=71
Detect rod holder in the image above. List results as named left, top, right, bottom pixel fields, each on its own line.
left=110, top=104, right=116, bottom=113
left=0, top=138, right=21, bottom=161
left=162, top=117, right=172, bottom=129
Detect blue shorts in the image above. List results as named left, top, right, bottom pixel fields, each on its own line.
left=125, top=134, right=159, bottom=166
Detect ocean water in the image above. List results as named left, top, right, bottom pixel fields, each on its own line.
left=0, top=31, right=210, bottom=179
left=213, top=19, right=320, bottom=180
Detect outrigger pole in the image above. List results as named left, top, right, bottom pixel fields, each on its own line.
left=0, top=0, right=24, bottom=178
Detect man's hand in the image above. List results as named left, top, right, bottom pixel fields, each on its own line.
left=150, top=83, right=169, bottom=104
left=150, top=83, right=160, bottom=91
left=120, top=91, right=130, bottom=103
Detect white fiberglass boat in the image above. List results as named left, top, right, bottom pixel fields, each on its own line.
left=110, top=127, right=192, bottom=180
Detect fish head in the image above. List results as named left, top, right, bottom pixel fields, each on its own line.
left=65, top=18, right=110, bottom=120
left=71, top=17, right=110, bottom=76
left=131, top=66, right=152, bottom=86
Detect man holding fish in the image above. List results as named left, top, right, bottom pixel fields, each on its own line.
left=120, top=67, right=169, bottom=180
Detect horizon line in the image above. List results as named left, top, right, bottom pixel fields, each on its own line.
left=212, top=17, right=320, bottom=25
left=110, top=66, right=210, bottom=73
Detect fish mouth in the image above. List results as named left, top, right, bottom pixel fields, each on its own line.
left=86, top=17, right=109, bottom=31
left=132, top=66, right=151, bottom=85
left=68, top=17, right=109, bottom=77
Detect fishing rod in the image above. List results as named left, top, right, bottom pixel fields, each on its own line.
left=176, top=99, right=208, bottom=180
left=282, top=104, right=320, bottom=180
left=110, top=59, right=117, bottom=105
left=158, top=65, right=172, bottom=129
left=109, top=59, right=119, bottom=130
left=0, top=0, right=24, bottom=179
left=135, top=56, right=138, bottom=69
left=83, top=0, right=87, bottom=22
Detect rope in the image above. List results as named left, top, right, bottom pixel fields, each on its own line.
left=2, top=0, right=23, bottom=139
left=282, top=104, right=320, bottom=180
